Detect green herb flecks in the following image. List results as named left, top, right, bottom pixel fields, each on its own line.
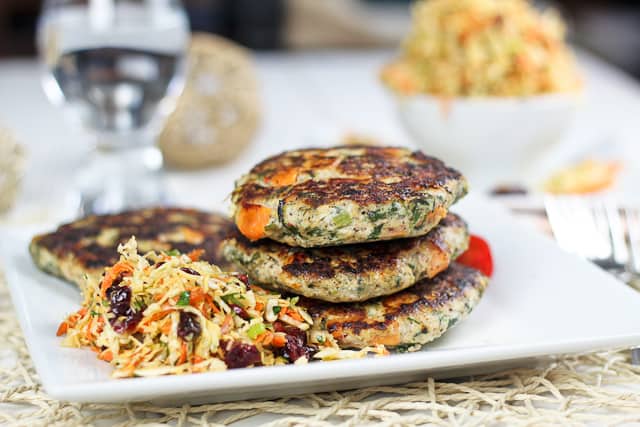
left=177, top=291, right=191, bottom=306
left=332, top=210, right=352, bottom=228
left=367, top=210, right=387, bottom=222
left=409, top=198, right=434, bottom=227
left=368, top=224, right=384, bottom=240
left=166, top=249, right=180, bottom=256
left=395, top=344, right=414, bottom=353
left=272, top=306, right=282, bottom=315
left=222, top=293, right=244, bottom=306
left=247, top=322, right=266, bottom=339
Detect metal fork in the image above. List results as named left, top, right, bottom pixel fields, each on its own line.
left=544, top=195, right=640, bottom=364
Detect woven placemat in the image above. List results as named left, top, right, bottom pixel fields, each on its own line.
left=2, top=274, right=640, bottom=427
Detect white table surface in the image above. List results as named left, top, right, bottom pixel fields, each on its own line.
left=1, top=48, right=640, bottom=227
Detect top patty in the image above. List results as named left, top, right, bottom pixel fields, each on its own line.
left=301, top=263, right=488, bottom=350
left=222, top=213, right=469, bottom=302
left=29, top=207, right=235, bottom=290
left=231, top=146, right=468, bottom=247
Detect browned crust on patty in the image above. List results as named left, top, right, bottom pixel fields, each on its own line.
left=30, top=208, right=235, bottom=287
left=237, top=147, right=464, bottom=207
left=231, top=146, right=468, bottom=247
left=222, top=213, right=469, bottom=302
left=300, top=263, right=488, bottom=349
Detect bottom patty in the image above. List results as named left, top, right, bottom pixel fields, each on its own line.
left=301, top=263, right=488, bottom=350
left=29, top=207, right=235, bottom=290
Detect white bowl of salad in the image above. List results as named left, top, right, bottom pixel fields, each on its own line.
left=382, top=0, right=583, bottom=190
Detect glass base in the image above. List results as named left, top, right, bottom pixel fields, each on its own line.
left=75, top=145, right=165, bottom=216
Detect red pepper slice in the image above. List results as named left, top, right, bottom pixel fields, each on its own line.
left=457, top=235, right=493, bottom=277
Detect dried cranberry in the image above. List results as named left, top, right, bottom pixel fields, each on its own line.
left=108, top=285, right=132, bottom=317
left=235, top=273, right=249, bottom=285
left=106, top=285, right=144, bottom=334
left=154, top=261, right=166, bottom=269
left=224, top=342, right=261, bottom=369
left=110, top=310, right=143, bottom=334
left=104, top=274, right=126, bottom=299
left=177, top=312, right=201, bottom=340
left=273, top=322, right=315, bottom=362
left=230, top=304, right=251, bottom=320
left=180, top=267, right=200, bottom=276
left=274, top=322, right=306, bottom=342
left=283, top=335, right=312, bottom=362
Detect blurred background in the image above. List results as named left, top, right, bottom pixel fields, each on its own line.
left=1, top=0, right=639, bottom=79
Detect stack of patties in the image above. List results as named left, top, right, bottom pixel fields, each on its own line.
left=223, top=146, right=488, bottom=351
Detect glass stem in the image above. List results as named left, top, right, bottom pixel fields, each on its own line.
left=76, top=142, right=165, bottom=215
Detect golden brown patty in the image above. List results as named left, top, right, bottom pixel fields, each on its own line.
left=231, top=146, right=468, bottom=247
left=222, top=213, right=469, bottom=302
left=301, top=263, right=488, bottom=350
left=29, top=207, right=235, bottom=289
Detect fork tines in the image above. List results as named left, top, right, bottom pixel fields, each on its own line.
left=544, top=195, right=640, bottom=288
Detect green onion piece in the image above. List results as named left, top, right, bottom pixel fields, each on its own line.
left=222, top=293, right=243, bottom=306
left=247, top=322, right=266, bottom=339
left=332, top=211, right=352, bottom=228
left=272, top=306, right=281, bottom=315
left=90, top=310, right=99, bottom=317
left=177, top=291, right=191, bottom=306
left=290, top=296, right=299, bottom=305
left=166, top=249, right=180, bottom=256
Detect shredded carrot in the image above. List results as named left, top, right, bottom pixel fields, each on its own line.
left=100, top=261, right=134, bottom=297
left=254, top=301, right=264, bottom=311
left=84, top=318, right=94, bottom=340
left=187, top=248, right=205, bottom=261
left=192, top=355, right=205, bottom=364
left=143, top=309, right=173, bottom=325
left=258, top=331, right=274, bottom=346
left=56, top=307, right=88, bottom=336
left=236, top=204, right=271, bottom=241
left=56, top=322, right=68, bottom=336
left=271, top=334, right=287, bottom=348
left=120, top=355, right=144, bottom=377
left=178, top=341, right=188, bottom=365
left=160, top=318, right=172, bottom=335
left=265, top=167, right=299, bottom=186
left=98, top=349, right=113, bottom=362
left=189, top=287, right=206, bottom=305
left=288, top=310, right=304, bottom=322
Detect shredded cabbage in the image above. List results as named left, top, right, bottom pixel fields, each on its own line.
left=382, top=0, right=581, bottom=97
left=57, top=237, right=387, bottom=378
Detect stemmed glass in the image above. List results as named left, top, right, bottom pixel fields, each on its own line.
left=37, top=0, right=190, bottom=215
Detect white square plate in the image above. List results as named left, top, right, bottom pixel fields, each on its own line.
left=3, top=195, right=640, bottom=404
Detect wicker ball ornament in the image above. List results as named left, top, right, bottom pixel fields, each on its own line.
left=159, top=33, right=261, bottom=169
left=0, top=127, right=25, bottom=213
